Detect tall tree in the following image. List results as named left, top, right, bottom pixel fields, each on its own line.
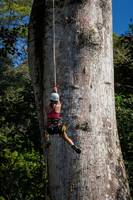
left=28, top=0, right=131, bottom=199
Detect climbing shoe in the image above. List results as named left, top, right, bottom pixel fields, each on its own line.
left=71, top=145, right=81, bottom=154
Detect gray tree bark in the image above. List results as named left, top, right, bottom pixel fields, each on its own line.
left=28, top=0, right=131, bottom=199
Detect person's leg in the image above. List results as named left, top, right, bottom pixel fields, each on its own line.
left=42, top=130, right=49, bottom=141
left=42, top=130, right=51, bottom=148
left=61, top=131, right=74, bottom=145
left=59, top=125, right=81, bottom=154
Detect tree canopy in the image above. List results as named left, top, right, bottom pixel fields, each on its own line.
left=0, top=0, right=32, bottom=66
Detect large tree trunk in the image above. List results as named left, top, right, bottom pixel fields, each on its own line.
left=28, top=0, right=131, bottom=199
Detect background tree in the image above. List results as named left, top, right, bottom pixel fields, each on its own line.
left=114, top=26, right=133, bottom=196
left=0, top=64, right=47, bottom=200
left=28, top=0, right=131, bottom=199
left=0, top=1, right=47, bottom=199
left=0, top=0, right=32, bottom=66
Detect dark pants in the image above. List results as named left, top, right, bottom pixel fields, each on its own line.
left=47, top=123, right=67, bottom=135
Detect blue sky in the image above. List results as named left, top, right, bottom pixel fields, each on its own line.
left=112, top=0, right=133, bottom=34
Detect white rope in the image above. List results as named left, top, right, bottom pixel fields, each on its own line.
left=53, top=0, right=56, bottom=86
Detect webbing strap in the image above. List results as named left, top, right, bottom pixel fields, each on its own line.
left=52, top=0, right=56, bottom=86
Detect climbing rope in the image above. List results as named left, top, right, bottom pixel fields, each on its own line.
left=52, top=0, right=56, bottom=86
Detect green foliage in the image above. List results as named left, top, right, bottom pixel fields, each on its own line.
left=0, top=0, right=32, bottom=65
left=0, top=65, right=47, bottom=200
left=114, top=28, right=133, bottom=196
left=0, top=2, right=47, bottom=198
left=0, top=0, right=32, bottom=38
left=0, top=0, right=32, bottom=22
left=113, top=32, right=133, bottom=88
left=115, top=94, right=133, bottom=158
left=113, top=33, right=130, bottom=66
left=0, top=147, right=46, bottom=199
left=115, top=94, right=133, bottom=197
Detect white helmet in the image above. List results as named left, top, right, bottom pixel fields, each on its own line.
left=50, top=93, right=59, bottom=101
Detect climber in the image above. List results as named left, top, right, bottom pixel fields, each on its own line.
left=42, top=86, right=81, bottom=154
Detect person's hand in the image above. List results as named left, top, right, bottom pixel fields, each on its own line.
left=53, top=86, right=58, bottom=93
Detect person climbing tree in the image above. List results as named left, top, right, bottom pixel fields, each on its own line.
left=42, top=86, right=81, bottom=154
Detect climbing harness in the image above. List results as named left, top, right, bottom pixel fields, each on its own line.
left=47, top=122, right=67, bottom=136
left=52, top=0, right=57, bottom=86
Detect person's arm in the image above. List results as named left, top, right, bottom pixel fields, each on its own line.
left=53, top=86, right=58, bottom=93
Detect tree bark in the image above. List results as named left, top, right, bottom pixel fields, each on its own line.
left=28, top=0, right=131, bottom=199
